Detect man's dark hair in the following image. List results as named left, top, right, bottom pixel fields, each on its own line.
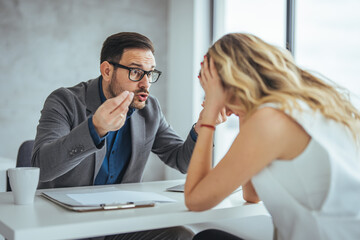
left=100, top=32, right=155, bottom=63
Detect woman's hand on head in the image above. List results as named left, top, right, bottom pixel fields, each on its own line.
left=201, top=102, right=228, bottom=125
left=194, top=104, right=227, bottom=133
left=199, top=56, right=226, bottom=108
left=199, top=56, right=227, bottom=121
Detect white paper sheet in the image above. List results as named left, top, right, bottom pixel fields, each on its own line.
left=67, top=190, right=176, bottom=205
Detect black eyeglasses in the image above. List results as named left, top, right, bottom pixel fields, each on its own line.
left=108, top=61, right=161, bottom=83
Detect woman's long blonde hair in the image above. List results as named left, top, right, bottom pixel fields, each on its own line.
left=208, top=33, right=360, bottom=142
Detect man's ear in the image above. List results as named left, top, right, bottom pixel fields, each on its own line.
left=100, top=61, right=113, bottom=82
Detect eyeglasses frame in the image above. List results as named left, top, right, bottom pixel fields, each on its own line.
left=108, top=61, right=161, bottom=83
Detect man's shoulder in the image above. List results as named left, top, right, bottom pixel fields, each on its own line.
left=45, top=77, right=99, bottom=108
left=49, top=78, right=98, bottom=99
left=53, top=78, right=94, bottom=95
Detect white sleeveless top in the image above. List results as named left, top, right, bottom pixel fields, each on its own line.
left=251, top=102, right=360, bottom=240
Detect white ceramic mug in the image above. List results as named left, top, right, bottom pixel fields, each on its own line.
left=8, top=167, right=40, bottom=205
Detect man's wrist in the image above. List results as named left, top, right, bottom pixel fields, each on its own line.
left=190, top=123, right=198, bottom=142
left=193, top=123, right=199, bottom=135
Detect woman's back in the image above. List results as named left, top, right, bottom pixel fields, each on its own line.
left=252, top=102, right=360, bottom=240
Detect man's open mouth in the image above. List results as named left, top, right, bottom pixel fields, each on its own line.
left=137, top=93, right=148, bottom=102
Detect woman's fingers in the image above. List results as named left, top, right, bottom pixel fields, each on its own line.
left=209, top=57, right=218, bottom=79
left=200, top=56, right=220, bottom=87
left=202, top=55, right=211, bottom=81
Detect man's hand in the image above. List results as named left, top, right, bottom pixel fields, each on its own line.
left=92, top=91, right=134, bottom=137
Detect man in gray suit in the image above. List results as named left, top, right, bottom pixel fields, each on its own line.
left=32, top=32, right=217, bottom=240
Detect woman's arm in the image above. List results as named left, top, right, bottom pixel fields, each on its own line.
left=243, top=180, right=260, bottom=203
left=185, top=108, right=281, bottom=211
left=185, top=106, right=310, bottom=211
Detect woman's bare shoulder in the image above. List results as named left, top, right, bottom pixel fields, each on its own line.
left=245, top=106, right=293, bottom=133
left=247, top=106, right=311, bottom=160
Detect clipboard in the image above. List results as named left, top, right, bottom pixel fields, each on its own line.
left=41, top=187, right=173, bottom=212
left=42, top=193, right=155, bottom=212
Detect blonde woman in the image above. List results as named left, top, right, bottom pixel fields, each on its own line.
left=185, top=33, right=360, bottom=240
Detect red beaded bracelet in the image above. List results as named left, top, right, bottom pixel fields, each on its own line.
left=200, top=124, right=216, bottom=130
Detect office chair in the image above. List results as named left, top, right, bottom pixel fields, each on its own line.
left=7, top=140, right=35, bottom=191
left=16, top=140, right=34, bottom=168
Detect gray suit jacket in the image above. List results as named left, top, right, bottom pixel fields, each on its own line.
left=32, top=77, right=196, bottom=189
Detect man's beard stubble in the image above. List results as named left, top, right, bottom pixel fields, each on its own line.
left=108, top=74, right=149, bottom=110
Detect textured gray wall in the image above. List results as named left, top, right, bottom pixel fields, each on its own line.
left=0, top=0, right=169, bottom=180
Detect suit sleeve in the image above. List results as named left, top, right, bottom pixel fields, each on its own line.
left=31, top=88, right=104, bottom=182
left=151, top=98, right=196, bottom=174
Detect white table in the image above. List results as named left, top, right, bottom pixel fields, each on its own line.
left=0, top=157, right=16, bottom=192
left=0, top=180, right=269, bottom=240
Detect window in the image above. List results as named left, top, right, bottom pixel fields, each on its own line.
left=295, top=0, right=360, bottom=107
left=212, top=0, right=360, bottom=164
left=213, top=0, right=286, bottom=164
left=216, top=0, right=286, bottom=47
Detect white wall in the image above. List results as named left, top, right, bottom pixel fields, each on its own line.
left=0, top=0, right=170, bottom=180
left=165, top=0, right=211, bottom=179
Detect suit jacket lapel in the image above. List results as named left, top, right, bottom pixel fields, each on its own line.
left=85, top=76, right=107, bottom=182
left=122, top=110, right=145, bottom=182
left=86, top=76, right=102, bottom=114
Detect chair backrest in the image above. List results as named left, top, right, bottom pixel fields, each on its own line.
left=16, top=140, right=35, bottom=167
left=7, top=140, right=35, bottom=191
